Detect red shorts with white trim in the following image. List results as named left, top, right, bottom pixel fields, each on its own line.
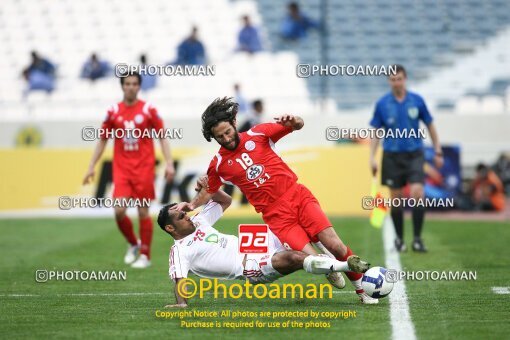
left=262, top=183, right=331, bottom=251
left=113, top=172, right=155, bottom=200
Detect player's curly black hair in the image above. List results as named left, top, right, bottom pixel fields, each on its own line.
left=201, top=97, right=238, bottom=142
left=157, top=203, right=177, bottom=235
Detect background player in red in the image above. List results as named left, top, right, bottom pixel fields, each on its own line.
left=83, top=71, right=175, bottom=268
left=174, top=97, right=378, bottom=304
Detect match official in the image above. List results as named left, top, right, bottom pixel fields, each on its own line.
left=369, top=65, right=443, bottom=252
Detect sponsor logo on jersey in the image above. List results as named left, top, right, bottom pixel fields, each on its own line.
left=134, top=114, right=144, bottom=124
left=205, top=234, right=219, bottom=243
left=245, top=140, right=256, bottom=151
left=238, top=224, right=268, bottom=254
left=246, top=164, right=264, bottom=181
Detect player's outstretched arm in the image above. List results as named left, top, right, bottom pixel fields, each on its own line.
left=211, top=189, right=232, bottom=212
left=172, top=185, right=214, bottom=212
left=159, top=138, right=175, bottom=183
left=194, top=175, right=232, bottom=212
left=426, top=122, right=444, bottom=168
left=83, top=139, right=108, bottom=185
left=274, top=114, right=304, bottom=131
left=165, top=278, right=188, bottom=308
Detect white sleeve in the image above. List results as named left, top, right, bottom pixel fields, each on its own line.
left=169, top=245, right=190, bottom=281
left=192, top=200, right=224, bottom=229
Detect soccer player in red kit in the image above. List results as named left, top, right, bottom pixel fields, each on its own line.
left=83, top=71, right=175, bottom=269
left=173, top=97, right=378, bottom=303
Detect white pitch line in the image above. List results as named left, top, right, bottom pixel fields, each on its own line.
left=0, top=292, right=168, bottom=297
left=383, top=216, right=417, bottom=340
left=0, top=290, right=355, bottom=298
left=492, top=287, right=510, bottom=294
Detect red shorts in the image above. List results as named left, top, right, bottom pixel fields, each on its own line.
left=113, top=172, right=155, bottom=200
left=262, top=183, right=331, bottom=251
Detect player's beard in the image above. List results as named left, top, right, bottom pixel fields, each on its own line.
left=220, top=133, right=240, bottom=151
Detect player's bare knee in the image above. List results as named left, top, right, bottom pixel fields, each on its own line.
left=410, top=185, right=424, bottom=199
left=114, top=208, right=127, bottom=221
left=138, top=207, right=150, bottom=219
left=390, top=189, right=403, bottom=199
left=300, top=243, right=318, bottom=255
left=290, top=251, right=307, bottom=268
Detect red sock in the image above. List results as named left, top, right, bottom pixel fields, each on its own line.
left=139, top=217, right=153, bottom=259
left=337, top=246, right=363, bottom=281
left=116, top=216, right=138, bottom=245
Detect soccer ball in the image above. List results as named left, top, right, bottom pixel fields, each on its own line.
left=361, top=266, right=394, bottom=299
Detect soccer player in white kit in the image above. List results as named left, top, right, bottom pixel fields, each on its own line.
left=157, top=178, right=370, bottom=307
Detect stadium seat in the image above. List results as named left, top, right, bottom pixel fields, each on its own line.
left=480, top=96, right=505, bottom=114
left=455, top=96, right=481, bottom=115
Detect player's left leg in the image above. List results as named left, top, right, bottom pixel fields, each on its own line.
left=131, top=206, right=153, bottom=268
left=113, top=177, right=140, bottom=264
left=409, top=182, right=427, bottom=252
left=408, top=150, right=427, bottom=252
left=245, top=251, right=369, bottom=285
left=263, top=194, right=346, bottom=289
left=130, top=175, right=155, bottom=268
left=296, top=184, right=378, bottom=304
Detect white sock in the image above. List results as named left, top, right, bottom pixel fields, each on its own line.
left=314, top=241, right=336, bottom=259
left=303, top=255, right=350, bottom=274
left=351, top=278, right=363, bottom=291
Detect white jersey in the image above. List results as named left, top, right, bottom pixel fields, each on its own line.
left=168, top=200, right=245, bottom=281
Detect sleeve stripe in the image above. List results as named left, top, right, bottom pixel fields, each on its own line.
left=142, top=101, right=151, bottom=115
left=175, top=246, right=184, bottom=279
left=215, top=153, right=222, bottom=172
left=247, top=129, right=265, bottom=137
left=169, top=246, right=175, bottom=279
left=200, top=201, right=220, bottom=216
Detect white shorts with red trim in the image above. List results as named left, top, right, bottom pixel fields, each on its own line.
left=242, top=230, right=286, bottom=284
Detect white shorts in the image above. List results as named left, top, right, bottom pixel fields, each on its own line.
left=243, top=229, right=286, bottom=284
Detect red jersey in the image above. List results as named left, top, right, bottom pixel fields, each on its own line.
left=101, top=100, right=164, bottom=178
left=207, top=123, right=298, bottom=213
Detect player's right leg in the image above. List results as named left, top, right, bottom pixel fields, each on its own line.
left=271, top=251, right=370, bottom=275
left=130, top=206, right=152, bottom=268
left=130, top=174, right=155, bottom=268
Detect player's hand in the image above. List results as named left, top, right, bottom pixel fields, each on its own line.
left=434, top=153, right=444, bottom=169
left=82, top=168, right=95, bottom=185
left=171, top=202, right=195, bottom=212
left=370, top=159, right=378, bottom=176
left=164, top=303, right=188, bottom=308
left=195, top=175, right=209, bottom=192
left=274, top=114, right=296, bottom=127
left=165, top=162, right=175, bottom=183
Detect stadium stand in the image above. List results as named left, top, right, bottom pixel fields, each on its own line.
left=0, top=0, right=313, bottom=120
left=257, top=0, right=510, bottom=110
left=1, top=0, right=509, bottom=117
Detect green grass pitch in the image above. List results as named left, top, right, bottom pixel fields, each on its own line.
left=0, top=216, right=508, bottom=339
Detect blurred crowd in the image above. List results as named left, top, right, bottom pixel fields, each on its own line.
left=467, top=155, right=509, bottom=211
left=21, top=2, right=321, bottom=96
